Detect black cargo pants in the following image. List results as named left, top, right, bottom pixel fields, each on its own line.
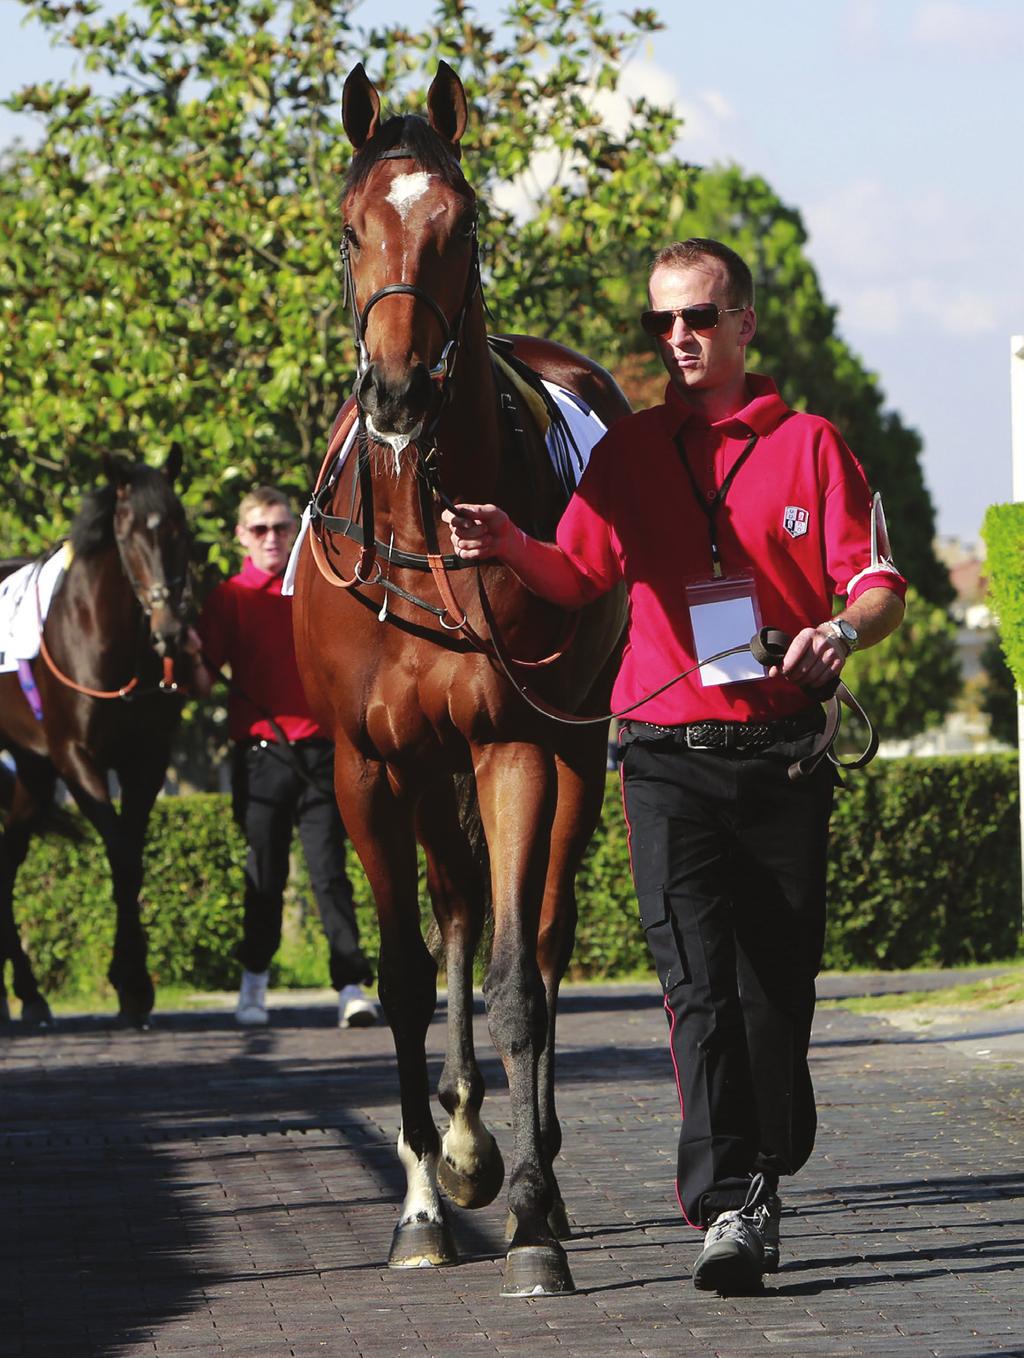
left=232, top=737, right=372, bottom=988
left=619, top=729, right=835, bottom=1228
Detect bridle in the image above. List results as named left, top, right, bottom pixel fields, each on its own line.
left=311, top=146, right=495, bottom=613
left=37, top=507, right=190, bottom=701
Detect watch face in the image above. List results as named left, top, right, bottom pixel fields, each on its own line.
left=839, top=620, right=857, bottom=642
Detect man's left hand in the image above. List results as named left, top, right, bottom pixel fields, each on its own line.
left=768, top=625, right=848, bottom=689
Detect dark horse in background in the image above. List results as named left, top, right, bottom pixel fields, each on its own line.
left=0, top=452, right=191, bottom=1027
left=293, top=64, right=629, bottom=1296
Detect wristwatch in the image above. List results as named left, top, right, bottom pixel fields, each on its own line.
left=823, top=618, right=859, bottom=653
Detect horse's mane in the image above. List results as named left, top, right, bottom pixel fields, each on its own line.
left=70, top=465, right=179, bottom=558
left=344, top=114, right=470, bottom=197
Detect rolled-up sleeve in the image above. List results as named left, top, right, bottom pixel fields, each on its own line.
left=822, top=431, right=907, bottom=605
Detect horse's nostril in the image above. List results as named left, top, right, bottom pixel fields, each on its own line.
left=356, top=365, right=377, bottom=408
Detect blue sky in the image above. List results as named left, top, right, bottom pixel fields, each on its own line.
left=3, top=0, right=1022, bottom=545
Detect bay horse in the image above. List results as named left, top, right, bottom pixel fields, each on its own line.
left=292, top=63, right=629, bottom=1296
left=0, top=452, right=191, bottom=1027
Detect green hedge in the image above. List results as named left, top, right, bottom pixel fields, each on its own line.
left=982, top=501, right=1024, bottom=688
left=8, top=755, right=1022, bottom=1001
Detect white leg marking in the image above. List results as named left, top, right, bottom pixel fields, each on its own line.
left=397, top=1124, right=443, bottom=1226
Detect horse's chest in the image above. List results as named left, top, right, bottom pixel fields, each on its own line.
left=358, top=641, right=506, bottom=758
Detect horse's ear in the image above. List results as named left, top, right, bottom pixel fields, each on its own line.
left=101, top=453, right=132, bottom=487
left=427, top=61, right=468, bottom=148
left=164, top=443, right=184, bottom=487
left=342, top=63, right=381, bottom=150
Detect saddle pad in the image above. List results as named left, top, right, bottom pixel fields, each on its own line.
left=281, top=385, right=607, bottom=596
left=0, top=548, right=69, bottom=673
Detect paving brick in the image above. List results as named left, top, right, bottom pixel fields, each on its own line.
left=3, top=982, right=1022, bottom=1357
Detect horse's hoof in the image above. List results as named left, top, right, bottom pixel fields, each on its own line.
left=388, top=1219, right=459, bottom=1269
left=501, top=1243, right=575, bottom=1297
left=21, top=998, right=54, bottom=1029
left=505, top=1200, right=571, bottom=1242
left=116, top=987, right=154, bottom=1029
left=438, top=1131, right=505, bottom=1209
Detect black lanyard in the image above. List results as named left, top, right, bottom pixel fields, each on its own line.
left=673, top=430, right=759, bottom=577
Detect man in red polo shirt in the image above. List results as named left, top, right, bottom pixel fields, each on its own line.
left=443, top=239, right=905, bottom=1294
left=187, top=487, right=376, bottom=1030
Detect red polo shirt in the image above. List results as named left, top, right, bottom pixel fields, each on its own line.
left=556, top=374, right=907, bottom=726
left=197, top=558, right=322, bottom=743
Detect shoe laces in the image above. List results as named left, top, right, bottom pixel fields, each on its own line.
left=704, top=1174, right=773, bottom=1251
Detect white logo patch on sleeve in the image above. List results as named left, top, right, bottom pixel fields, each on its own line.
left=783, top=505, right=809, bottom=539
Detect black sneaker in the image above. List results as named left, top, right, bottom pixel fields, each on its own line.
left=757, top=1191, right=782, bottom=1273
left=692, top=1174, right=769, bottom=1295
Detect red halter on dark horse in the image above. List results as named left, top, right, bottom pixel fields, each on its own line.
left=0, top=451, right=192, bottom=1027
left=292, top=63, right=629, bottom=1297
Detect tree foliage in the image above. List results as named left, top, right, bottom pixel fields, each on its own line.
left=2, top=0, right=949, bottom=635
left=1, top=0, right=677, bottom=571
left=840, top=586, right=961, bottom=744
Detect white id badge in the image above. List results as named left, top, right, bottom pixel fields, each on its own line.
left=685, top=574, right=766, bottom=687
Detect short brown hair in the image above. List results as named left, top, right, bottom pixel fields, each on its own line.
left=649, top=238, right=754, bottom=308
left=237, top=486, right=294, bottom=527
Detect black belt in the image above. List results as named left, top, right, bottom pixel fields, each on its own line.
left=621, top=710, right=822, bottom=752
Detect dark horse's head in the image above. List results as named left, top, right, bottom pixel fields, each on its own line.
left=341, top=62, right=478, bottom=458
left=70, top=447, right=192, bottom=658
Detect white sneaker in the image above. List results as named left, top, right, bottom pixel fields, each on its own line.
left=338, top=983, right=378, bottom=1028
left=235, top=969, right=269, bottom=1026
left=692, top=1174, right=769, bottom=1295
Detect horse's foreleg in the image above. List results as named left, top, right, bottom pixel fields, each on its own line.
left=106, top=751, right=167, bottom=1023
left=339, top=756, right=456, bottom=1268
left=474, top=741, right=575, bottom=1296
left=416, top=778, right=504, bottom=1211
left=536, top=733, right=610, bottom=1242
left=64, top=747, right=158, bottom=1025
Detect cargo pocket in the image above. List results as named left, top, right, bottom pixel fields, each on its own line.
left=637, top=889, right=688, bottom=997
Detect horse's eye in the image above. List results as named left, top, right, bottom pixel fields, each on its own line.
left=343, top=223, right=360, bottom=251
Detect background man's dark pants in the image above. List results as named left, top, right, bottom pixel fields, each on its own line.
left=232, top=738, right=372, bottom=988
left=620, top=735, right=835, bottom=1228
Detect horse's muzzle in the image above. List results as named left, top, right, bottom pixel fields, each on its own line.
left=357, top=360, right=435, bottom=437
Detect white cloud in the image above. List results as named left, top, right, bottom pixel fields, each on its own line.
left=836, top=280, right=999, bottom=337
left=589, top=59, right=739, bottom=165
left=839, top=0, right=888, bottom=56
left=805, top=177, right=1007, bottom=336
left=910, top=1, right=1024, bottom=58
left=490, top=60, right=739, bottom=219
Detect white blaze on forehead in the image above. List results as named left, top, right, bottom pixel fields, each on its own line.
left=386, top=171, right=432, bottom=222
left=146, top=512, right=162, bottom=530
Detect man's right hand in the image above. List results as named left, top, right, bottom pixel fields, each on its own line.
left=441, top=502, right=590, bottom=609
left=442, top=503, right=518, bottom=561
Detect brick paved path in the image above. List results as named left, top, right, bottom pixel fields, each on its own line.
left=3, top=983, right=1022, bottom=1358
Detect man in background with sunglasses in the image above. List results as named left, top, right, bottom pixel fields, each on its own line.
left=445, top=238, right=906, bottom=1295
left=186, top=486, right=377, bottom=1031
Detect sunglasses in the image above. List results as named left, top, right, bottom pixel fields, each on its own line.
left=640, top=303, right=745, bottom=337
left=244, top=521, right=293, bottom=539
